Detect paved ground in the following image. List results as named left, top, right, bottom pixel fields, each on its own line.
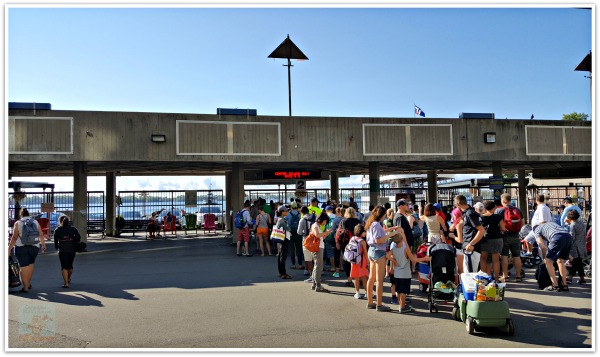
left=7, top=232, right=593, bottom=350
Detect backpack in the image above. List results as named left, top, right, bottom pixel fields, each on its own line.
left=535, top=262, right=563, bottom=289
left=503, top=206, right=523, bottom=233
left=343, top=237, right=362, bottom=265
left=335, top=219, right=352, bottom=245
left=234, top=210, right=246, bottom=229
left=303, top=232, right=320, bottom=253
left=288, top=211, right=301, bottom=232
left=20, top=218, right=40, bottom=245
left=412, top=221, right=423, bottom=240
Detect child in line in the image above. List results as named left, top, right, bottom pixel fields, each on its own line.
left=350, top=224, right=369, bottom=299
left=386, top=231, right=430, bottom=313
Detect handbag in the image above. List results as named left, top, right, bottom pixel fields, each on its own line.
left=303, top=232, right=321, bottom=253
left=270, top=227, right=286, bottom=243
left=9, top=255, right=21, bottom=288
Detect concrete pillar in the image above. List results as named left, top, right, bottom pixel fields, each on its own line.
left=492, top=162, right=503, bottom=178
left=106, top=172, right=116, bottom=236
left=330, top=172, right=339, bottom=203
left=427, top=170, right=438, bottom=204
left=225, top=172, right=232, bottom=232
left=368, top=162, right=380, bottom=208
left=73, top=162, right=87, bottom=243
left=230, top=163, right=244, bottom=244
left=518, top=169, right=528, bottom=223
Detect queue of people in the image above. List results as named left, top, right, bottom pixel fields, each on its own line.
left=235, top=192, right=587, bottom=312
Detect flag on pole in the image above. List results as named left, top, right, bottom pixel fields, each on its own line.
left=415, top=105, right=425, bottom=117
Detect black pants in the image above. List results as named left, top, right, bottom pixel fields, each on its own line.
left=289, top=233, right=304, bottom=266
left=278, top=239, right=289, bottom=275
left=570, top=257, right=585, bottom=278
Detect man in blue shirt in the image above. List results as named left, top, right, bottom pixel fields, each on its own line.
left=560, top=197, right=583, bottom=227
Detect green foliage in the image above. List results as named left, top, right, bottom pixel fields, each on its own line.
left=562, top=112, right=588, bottom=121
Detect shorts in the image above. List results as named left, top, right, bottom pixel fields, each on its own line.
left=367, top=247, right=386, bottom=262
left=546, top=233, right=572, bottom=262
left=237, top=227, right=250, bottom=243
left=58, top=250, right=76, bottom=270
left=389, top=272, right=395, bottom=284
left=523, top=230, right=537, bottom=245
left=481, top=238, right=503, bottom=254
left=411, top=237, right=423, bottom=255
left=463, top=251, right=481, bottom=273
left=302, top=242, right=313, bottom=262
left=428, top=234, right=444, bottom=244
left=394, top=278, right=411, bottom=295
left=501, top=234, right=521, bottom=257
left=14, top=245, right=39, bottom=267
left=256, top=227, right=269, bottom=236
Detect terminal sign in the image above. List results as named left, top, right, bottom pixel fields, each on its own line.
left=263, top=170, right=321, bottom=180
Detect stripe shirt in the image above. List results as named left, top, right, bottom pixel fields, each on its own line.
left=533, top=222, right=570, bottom=241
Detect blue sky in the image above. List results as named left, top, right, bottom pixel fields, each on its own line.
left=6, top=6, right=593, bottom=191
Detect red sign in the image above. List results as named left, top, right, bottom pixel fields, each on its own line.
left=263, top=170, right=321, bottom=180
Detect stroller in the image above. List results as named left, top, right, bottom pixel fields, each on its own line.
left=423, top=243, right=458, bottom=313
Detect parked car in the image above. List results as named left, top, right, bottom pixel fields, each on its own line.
left=196, top=206, right=224, bottom=228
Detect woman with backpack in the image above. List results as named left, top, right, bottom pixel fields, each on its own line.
left=309, top=212, right=333, bottom=292
left=8, top=208, right=47, bottom=293
left=54, top=215, right=82, bottom=288
left=298, top=206, right=315, bottom=280
left=338, top=207, right=361, bottom=287
left=286, top=202, right=304, bottom=270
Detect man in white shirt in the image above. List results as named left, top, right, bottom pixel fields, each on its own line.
left=524, top=194, right=552, bottom=257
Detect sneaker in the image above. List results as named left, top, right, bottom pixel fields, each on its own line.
left=354, top=293, right=365, bottom=300
left=376, top=305, right=391, bottom=312
left=390, top=296, right=398, bottom=305
left=559, top=285, right=569, bottom=292
left=366, top=303, right=377, bottom=309
left=315, top=286, right=329, bottom=293
left=304, top=278, right=314, bottom=284
left=303, top=270, right=310, bottom=276
left=332, top=272, right=340, bottom=278
left=566, top=277, right=573, bottom=285
left=523, top=252, right=533, bottom=257
left=311, top=285, right=317, bottom=290
left=399, top=305, right=414, bottom=314
left=405, top=298, right=412, bottom=303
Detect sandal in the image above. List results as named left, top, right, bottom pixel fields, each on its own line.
left=546, top=285, right=559, bottom=291
left=280, top=274, right=293, bottom=280
left=345, top=281, right=354, bottom=287
left=17, top=288, right=29, bottom=293
left=559, top=285, right=569, bottom=292
left=515, top=277, right=522, bottom=283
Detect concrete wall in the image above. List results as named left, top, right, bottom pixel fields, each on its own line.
left=8, top=109, right=591, bottom=165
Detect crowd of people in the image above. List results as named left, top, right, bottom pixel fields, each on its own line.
left=235, top=193, right=589, bottom=312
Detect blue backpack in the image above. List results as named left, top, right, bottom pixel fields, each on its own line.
left=20, top=218, right=40, bottom=245
left=288, top=211, right=301, bottom=232
left=234, top=210, right=246, bottom=229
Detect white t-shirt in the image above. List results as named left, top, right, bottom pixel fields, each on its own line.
left=532, top=203, right=552, bottom=228
left=311, top=222, right=325, bottom=249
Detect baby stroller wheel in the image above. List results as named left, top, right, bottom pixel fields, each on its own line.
left=505, top=318, right=515, bottom=336
left=522, top=258, right=534, bottom=269
left=466, top=317, right=475, bottom=335
left=419, top=283, right=428, bottom=293
left=534, top=255, right=543, bottom=266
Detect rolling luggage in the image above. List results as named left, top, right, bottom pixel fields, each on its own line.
left=9, top=255, right=21, bottom=288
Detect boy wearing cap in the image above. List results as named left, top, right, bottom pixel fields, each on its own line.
left=308, top=197, right=323, bottom=217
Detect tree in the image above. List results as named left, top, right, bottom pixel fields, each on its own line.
left=562, top=112, right=588, bottom=121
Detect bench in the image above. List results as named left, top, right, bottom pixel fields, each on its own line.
left=87, top=220, right=105, bottom=238
left=119, top=219, right=147, bottom=236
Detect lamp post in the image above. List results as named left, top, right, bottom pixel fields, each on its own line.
left=268, top=35, right=309, bottom=116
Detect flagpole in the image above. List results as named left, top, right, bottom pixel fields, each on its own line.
left=413, top=103, right=415, bottom=118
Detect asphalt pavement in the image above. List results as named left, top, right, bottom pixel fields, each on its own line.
left=6, top=232, right=593, bottom=350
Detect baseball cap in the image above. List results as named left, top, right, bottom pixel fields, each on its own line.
left=277, top=206, right=289, bottom=214
left=342, top=200, right=350, bottom=207
left=433, top=203, right=442, bottom=210
left=290, top=202, right=298, bottom=209
left=325, top=205, right=333, bottom=211
left=310, top=197, right=319, bottom=203
left=396, top=199, right=408, bottom=207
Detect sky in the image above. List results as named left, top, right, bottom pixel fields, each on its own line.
left=6, top=5, right=593, bottom=192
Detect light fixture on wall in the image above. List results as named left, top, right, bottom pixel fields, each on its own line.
left=151, top=134, right=166, bottom=143
left=484, top=132, right=496, bottom=144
